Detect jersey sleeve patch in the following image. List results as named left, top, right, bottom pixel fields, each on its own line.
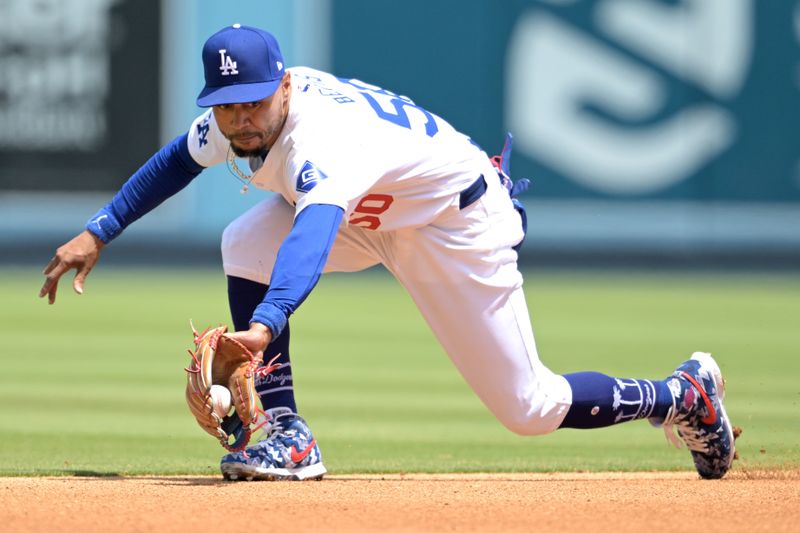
left=186, top=110, right=228, bottom=168
left=296, top=160, right=329, bottom=193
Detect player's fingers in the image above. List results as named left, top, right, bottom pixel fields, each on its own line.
left=42, top=256, right=60, bottom=275
left=39, top=262, right=68, bottom=300
left=225, top=331, right=265, bottom=354
left=73, top=264, right=94, bottom=295
left=38, top=274, right=57, bottom=298
left=73, top=276, right=84, bottom=295
left=45, top=278, right=59, bottom=305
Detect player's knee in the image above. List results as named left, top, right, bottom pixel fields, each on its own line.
left=221, top=198, right=293, bottom=268
left=493, top=378, right=571, bottom=436
left=220, top=218, right=244, bottom=261
left=497, top=412, right=556, bottom=437
left=221, top=214, right=268, bottom=264
left=220, top=216, right=272, bottom=283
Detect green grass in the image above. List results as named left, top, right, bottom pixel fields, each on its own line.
left=1, top=266, right=798, bottom=475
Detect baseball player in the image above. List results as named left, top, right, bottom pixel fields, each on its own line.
left=39, top=24, right=735, bottom=481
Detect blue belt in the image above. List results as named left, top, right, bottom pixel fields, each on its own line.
left=458, top=174, right=487, bottom=209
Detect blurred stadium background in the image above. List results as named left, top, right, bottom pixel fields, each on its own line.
left=2, top=0, right=798, bottom=270
left=1, top=0, right=799, bottom=476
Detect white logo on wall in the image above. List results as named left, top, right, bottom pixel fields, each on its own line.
left=0, top=0, right=120, bottom=151
left=219, top=49, right=239, bottom=76
left=507, top=0, right=753, bottom=195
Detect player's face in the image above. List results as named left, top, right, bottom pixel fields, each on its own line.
left=213, top=72, right=292, bottom=157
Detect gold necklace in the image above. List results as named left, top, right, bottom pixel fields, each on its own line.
left=226, top=146, right=257, bottom=194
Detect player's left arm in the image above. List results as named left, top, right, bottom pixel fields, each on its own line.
left=226, top=203, right=344, bottom=353
left=39, top=134, right=205, bottom=304
left=86, top=133, right=205, bottom=243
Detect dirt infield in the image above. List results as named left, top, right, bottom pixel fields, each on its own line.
left=2, top=470, right=798, bottom=532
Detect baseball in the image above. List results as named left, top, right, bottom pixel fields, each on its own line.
left=209, top=385, right=232, bottom=418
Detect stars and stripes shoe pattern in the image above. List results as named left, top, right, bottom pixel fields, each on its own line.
left=654, top=352, right=736, bottom=479
left=220, top=410, right=326, bottom=481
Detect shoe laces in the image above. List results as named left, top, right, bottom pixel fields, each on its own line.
left=661, top=407, right=710, bottom=453
left=235, top=410, right=288, bottom=459
left=254, top=417, right=287, bottom=444
left=660, top=373, right=716, bottom=454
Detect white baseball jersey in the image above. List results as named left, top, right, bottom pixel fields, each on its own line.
left=202, top=66, right=573, bottom=437
left=187, top=67, right=490, bottom=231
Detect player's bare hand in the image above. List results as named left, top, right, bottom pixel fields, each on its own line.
left=39, top=230, right=105, bottom=305
left=225, top=322, right=273, bottom=357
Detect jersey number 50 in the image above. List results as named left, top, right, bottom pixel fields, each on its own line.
left=340, top=79, right=434, bottom=229
left=349, top=194, right=394, bottom=230
left=340, top=78, right=439, bottom=138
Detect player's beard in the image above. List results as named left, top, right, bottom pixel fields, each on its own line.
left=225, top=95, right=287, bottom=158
left=229, top=133, right=268, bottom=158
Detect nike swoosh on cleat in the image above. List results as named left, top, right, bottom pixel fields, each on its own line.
left=290, top=439, right=317, bottom=463
left=680, top=371, right=718, bottom=425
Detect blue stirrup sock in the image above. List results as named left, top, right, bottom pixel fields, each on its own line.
left=560, top=372, right=673, bottom=429
left=227, top=275, right=297, bottom=414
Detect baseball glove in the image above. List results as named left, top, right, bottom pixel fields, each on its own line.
left=184, top=324, right=280, bottom=452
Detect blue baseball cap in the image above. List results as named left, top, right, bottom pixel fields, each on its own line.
left=196, top=24, right=285, bottom=107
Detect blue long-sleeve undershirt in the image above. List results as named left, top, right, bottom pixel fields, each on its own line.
left=84, top=131, right=340, bottom=338
left=85, top=133, right=204, bottom=243
left=251, top=204, right=344, bottom=338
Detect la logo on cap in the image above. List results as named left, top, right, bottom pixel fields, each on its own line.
left=218, top=49, right=238, bottom=76
left=196, top=24, right=285, bottom=107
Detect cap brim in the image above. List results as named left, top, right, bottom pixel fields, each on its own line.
left=196, top=79, right=281, bottom=107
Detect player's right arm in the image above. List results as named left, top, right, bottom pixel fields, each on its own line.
left=39, top=111, right=226, bottom=304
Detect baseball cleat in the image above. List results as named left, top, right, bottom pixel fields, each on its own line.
left=220, top=412, right=326, bottom=481
left=654, top=352, right=735, bottom=479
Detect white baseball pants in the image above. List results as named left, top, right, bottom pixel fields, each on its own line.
left=221, top=162, right=573, bottom=435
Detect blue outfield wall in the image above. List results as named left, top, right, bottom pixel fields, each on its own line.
left=333, top=0, right=799, bottom=202
left=330, top=0, right=800, bottom=258
left=1, top=0, right=798, bottom=266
